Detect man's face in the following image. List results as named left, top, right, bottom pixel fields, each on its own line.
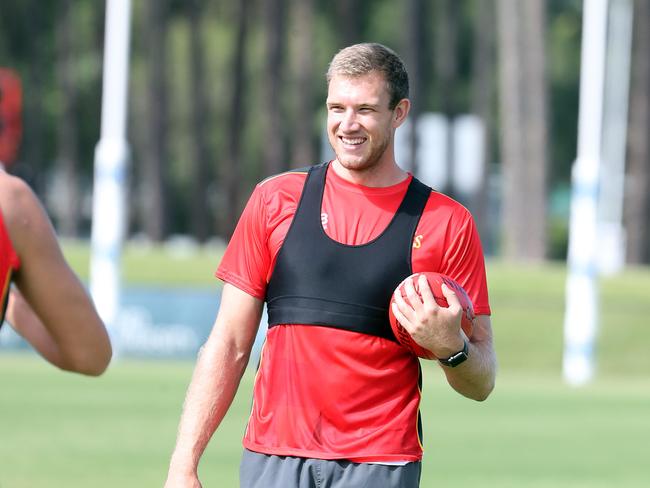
left=326, top=72, right=399, bottom=173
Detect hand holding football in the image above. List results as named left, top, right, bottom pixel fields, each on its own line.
left=388, top=272, right=475, bottom=359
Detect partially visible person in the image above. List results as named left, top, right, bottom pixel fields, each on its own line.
left=0, top=165, right=111, bottom=375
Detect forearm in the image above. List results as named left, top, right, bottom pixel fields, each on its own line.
left=440, top=335, right=496, bottom=401
left=167, top=285, right=262, bottom=481
left=169, top=333, right=251, bottom=474
left=8, top=282, right=111, bottom=375
left=6, top=287, right=65, bottom=368
left=40, top=283, right=112, bottom=375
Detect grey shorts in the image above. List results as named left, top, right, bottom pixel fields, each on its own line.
left=239, top=449, right=422, bottom=488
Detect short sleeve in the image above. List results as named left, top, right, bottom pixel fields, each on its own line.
left=439, top=210, right=491, bottom=316
left=216, top=184, right=272, bottom=300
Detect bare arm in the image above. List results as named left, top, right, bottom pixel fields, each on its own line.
left=165, top=283, right=264, bottom=488
left=1, top=175, right=112, bottom=375
left=6, top=286, right=68, bottom=367
left=438, top=314, right=496, bottom=401
left=391, top=275, right=496, bottom=401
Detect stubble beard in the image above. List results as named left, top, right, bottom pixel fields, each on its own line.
left=331, top=132, right=391, bottom=174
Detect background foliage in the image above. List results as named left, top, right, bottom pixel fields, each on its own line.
left=1, top=0, right=607, bottom=259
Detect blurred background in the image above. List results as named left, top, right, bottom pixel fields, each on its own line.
left=2, top=0, right=644, bottom=257
left=1, top=0, right=648, bottom=355
left=1, top=0, right=649, bottom=487
left=1, top=0, right=648, bottom=261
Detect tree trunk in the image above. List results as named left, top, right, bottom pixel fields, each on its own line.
left=291, top=0, right=316, bottom=167
left=406, top=0, right=426, bottom=175
left=497, top=0, right=548, bottom=261
left=21, top=62, right=46, bottom=189
left=141, top=0, right=169, bottom=242
left=625, top=0, right=650, bottom=263
left=13, top=0, right=47, bottom=193
left=335, top=0, right=362, bottom=47
left=521, top=0, right=548, bottom=259
left=187, top=0, right=211, bottom=242
left=223, top=0, right=250, bottom=235
left=55, top=0, right=80, bottom=237
left=261, top=0, right=287, bottom=177
left=470, top=0, right=496, bottom=244
left=435, top=0, right=459, bottom=195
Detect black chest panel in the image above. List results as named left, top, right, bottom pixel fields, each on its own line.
left=265, top=162, right=430, bottom=341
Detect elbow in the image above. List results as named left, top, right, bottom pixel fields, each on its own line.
left=453, top=367, right=496, bottom=402
left=233, top=346, right=252, bottom=370
left=470, top=374, right=496, bottom=402
left=62, top=342, right=113, bottom=376
left=197, top=336, right=252, bottom=375
left=67, top=355, right=111, bottom=376
left=470, top=351, right=497, bottom=402
left=82, top=353, right=112, bottom=376
left=472, top=383, right=495, bottom=402
left=85, top=342, right=113, bottom=376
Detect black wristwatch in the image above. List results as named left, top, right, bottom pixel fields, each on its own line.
left=438, top=340, right=469, bottom=368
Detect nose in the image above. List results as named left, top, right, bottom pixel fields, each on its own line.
left=339, top=109, right=360, bottom=132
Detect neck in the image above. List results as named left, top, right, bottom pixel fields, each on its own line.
left=331, top=159, right=408, bottom=188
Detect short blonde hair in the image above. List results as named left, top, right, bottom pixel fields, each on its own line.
left=326, top=43, right=409, bottom=109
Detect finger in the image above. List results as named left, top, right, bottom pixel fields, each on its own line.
left=393, top=283, right=410, bottom=309
left=417, top=274, right=439, bottom=309
left=441, top=283, right=461, bottom=312
left=391, top=301, right=412, bottom=331
left=403, top=277, right=423, bottom=311
left=393, top=285, right=413, bottom=319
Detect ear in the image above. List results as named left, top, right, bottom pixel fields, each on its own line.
left=392, top=98, right=411, bottom=128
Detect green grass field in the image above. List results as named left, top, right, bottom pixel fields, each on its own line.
left=2, top=355, right=649, bottom=487
left=2, top=244, right=650, bottom=487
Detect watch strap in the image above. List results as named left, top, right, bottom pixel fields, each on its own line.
left=438, top=339, right=469, bottom=367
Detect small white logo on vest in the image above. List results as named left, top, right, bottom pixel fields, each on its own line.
left=321, top=212, right=329, bottom=230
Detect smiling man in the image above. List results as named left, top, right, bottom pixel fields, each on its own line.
left=165, top=43, right=496, bottom=488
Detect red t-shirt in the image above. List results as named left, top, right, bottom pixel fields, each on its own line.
left=0, top=207, right=20, bottom=323
left=217, top=164, right=490, bottom=462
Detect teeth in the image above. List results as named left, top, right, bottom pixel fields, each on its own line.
left=341, top=137, right=365, bottom=145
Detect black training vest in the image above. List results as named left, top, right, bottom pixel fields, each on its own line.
left=265, top=162, right=431, bottom=342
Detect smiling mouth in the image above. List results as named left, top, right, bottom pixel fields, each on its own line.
left=339, top=136, right=367, bottom=146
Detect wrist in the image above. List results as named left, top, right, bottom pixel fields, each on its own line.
left=433, top=336, right=465, bottom=360
left=168, top=453, right=199, bottom=476
left=438, top=338, right=469, bottom=368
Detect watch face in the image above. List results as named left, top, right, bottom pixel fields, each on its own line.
left=447, top=351, right=468, bottom=367
left=440, top=341, right=469, bottom=367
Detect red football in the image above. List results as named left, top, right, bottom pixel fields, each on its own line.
left=388, top=272, right=475, bottom=359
